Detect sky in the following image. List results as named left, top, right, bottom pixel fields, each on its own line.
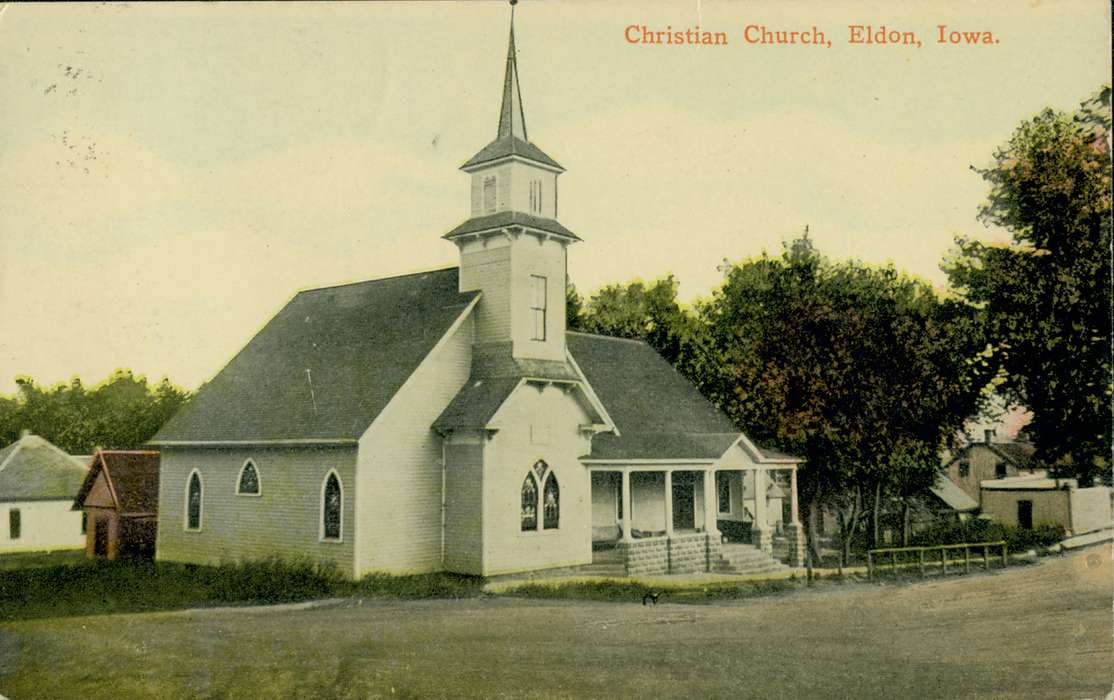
left=0, top=0, right=1110, bottom=396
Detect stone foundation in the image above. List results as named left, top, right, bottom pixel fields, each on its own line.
left=784, top=522, right=806, bottom=566
left=752, top=526, right=773, bottom=555
left=667, top=532, right=708, bottom=574
left=618, top=534, right=721, bottom=575
left=618, top=538, right=669, bottom=576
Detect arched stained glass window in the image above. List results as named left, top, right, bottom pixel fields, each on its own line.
left=322, top=472, right=342, bottom=541
left=237, top=460, right=260, bottom=495
left=543, top=473, right=559, bottom=530
left=521, top=473, right=538, bottom=531
left=186, top=471, right=202, bottom=531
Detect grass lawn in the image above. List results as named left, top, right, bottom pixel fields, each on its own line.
left=0, top=550, right=85, bottom=572
left=0, top=547, right=1109, bottom=699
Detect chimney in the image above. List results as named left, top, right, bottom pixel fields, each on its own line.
left=984, top=429, right=996, bottom=445
left=19, top=429, right=31, bottom=439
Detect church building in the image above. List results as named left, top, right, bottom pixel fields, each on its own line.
left=150, top=12, right=804, bottom=578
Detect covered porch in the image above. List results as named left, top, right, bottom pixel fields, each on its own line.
left=587, top=458, right=805, bottom=575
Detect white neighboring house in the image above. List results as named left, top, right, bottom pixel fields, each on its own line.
left=0, top=432, right=89, bottom=554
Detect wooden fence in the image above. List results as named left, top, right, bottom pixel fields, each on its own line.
left=867, top=541, right=1008, bottom=579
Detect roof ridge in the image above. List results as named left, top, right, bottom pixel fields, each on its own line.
left=99, top=450, right=160, bottom=456
left=295, top=265, right=460, bottom=295
left=567, top=331, right=648, bottom=346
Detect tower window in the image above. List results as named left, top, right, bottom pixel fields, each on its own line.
left=483, top=176, right=497, bottom=214
left=529, top=179, right=543, bottom=214
left=530, top=275, right=547, bottom=341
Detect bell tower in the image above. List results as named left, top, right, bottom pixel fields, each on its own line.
left=443, top=4, right=581, bottom=364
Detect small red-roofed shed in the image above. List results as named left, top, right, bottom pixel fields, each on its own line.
left=72, top=450, right=160, bottom=559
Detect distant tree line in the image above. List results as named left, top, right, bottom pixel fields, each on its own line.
left=569, top=84, right=1112, bottom=561
left=0, top=370, right=191, bottom=455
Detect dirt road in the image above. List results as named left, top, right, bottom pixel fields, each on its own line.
left=1, top=546, right=1110, bottom=699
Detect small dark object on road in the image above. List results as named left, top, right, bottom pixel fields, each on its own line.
left=642, top=590, right=662, bottom=605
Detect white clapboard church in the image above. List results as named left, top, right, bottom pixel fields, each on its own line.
left=150, top=11, right=804, bottom=578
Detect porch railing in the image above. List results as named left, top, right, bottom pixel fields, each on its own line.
left=867, top=541, right=1008, bottom=579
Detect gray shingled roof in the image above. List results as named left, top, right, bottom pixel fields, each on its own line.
left=930, top=474, right=979, bottom=512
left=567, top=332, right=746, bottom=460
left=152, top=268, right=479, bottom=443
left=433, top=342, right=581, bottom=433
left=989, top=442, right=1038, bottom=471
left=462, top=135, right=563, bottom=172
left=443, top=211, right=581, bottom=242
left=0, top=434, right=88, bottom=502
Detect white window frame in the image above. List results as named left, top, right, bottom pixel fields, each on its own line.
left=184, top=469, right=204, bottom=532
left=320, top=469, right=344, bottom=543
left=235, top=459, right=262, bottom=497
left=530, top=275, right=547, bottom=341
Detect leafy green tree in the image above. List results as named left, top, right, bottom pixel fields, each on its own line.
left=0, top=370, right=191, bottom=454
left=945, top=85, right=1112, bottom=484
left=566, top=282, right=585, bottom=331
left=577, top=275, right=694, bottom=364
left=701, top=238, right=991, bottom=562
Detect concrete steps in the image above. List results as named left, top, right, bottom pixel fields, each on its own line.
left=715, top=544, right=790, bottom=575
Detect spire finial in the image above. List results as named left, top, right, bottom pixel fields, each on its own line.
left=497, top=0, right=527, bottom=142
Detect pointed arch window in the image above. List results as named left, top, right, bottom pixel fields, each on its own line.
left=237, top=460, right=261, bottom=496
left=321, top=471, right=342, bottom=541
left=520, top=473, right=538, bottom=531
left=186, top=471, right=202, bottom=531
left=543, top=473, right=559, bottom=530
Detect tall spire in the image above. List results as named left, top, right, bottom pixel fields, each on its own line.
left=497, top=3, right=528, bottom=142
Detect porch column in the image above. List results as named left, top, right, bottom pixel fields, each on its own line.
left=752, top=469, right=773, bottom=554
left=785, top=466, right=806, bottom=567
left=664, top=470, right=674, bottom=536
left=621, top=470, right=633, bottom=543
left=789, top=467, right=800, bottom=525
left=703, top=469, right=719, bottom=536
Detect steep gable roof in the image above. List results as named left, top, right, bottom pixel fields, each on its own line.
left=0, top=434, right=88, bottom=502
left=151, top=267, right=479, bottom=444
left=433, top=342, right=586, bottom=434
left=567, top=332, right=745, bottom=460
left=73, top=450, right=160, bottom=515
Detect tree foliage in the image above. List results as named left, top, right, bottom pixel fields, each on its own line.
left=0, top=370, right=191, bottom=454
left=701, top=238, right=992, bottom=556
left=573, top=275, right=697, bottom=364
left=945, top=85, right=1112, bottom=484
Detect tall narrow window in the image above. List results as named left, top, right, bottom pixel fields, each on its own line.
left=543, top=473, right=560, bottom=530
left=9, top=509, right=21, bottom=539
left=483, top=176, right=497, bottom=214
left=717, top=472, right=731, bottom=515
left=530, top=275, right=547, bottom=341
left=521, top=473, right=538, bottom=531
left=322, top=472, right=342, bottom=541
left=237, top=460, right=261, bottom=496
left=186, top=471, right=202, bottom=531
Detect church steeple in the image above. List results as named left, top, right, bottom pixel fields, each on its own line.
left=444, top=1, right=579, bottom=364
left=497, top=16, right=527, bottom=142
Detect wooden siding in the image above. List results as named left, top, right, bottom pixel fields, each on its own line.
left=946, top=444, right=1028, bottom=506
left=509, top=234, right=567, bottom=362
left=980, top=488, right=1070, bottom=531
left=354, top=313, right=474, bottom=575
left=482, top=383, right=593, bottom=575
left=0, top=501, right=85, bottom=554
left=443, top=437, right=485, bottom=574
left=83, top=471, right=116, bottom=509
left=155, top=446, right=357, bottom=577
left=459, top=241, right=512, bottom=346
